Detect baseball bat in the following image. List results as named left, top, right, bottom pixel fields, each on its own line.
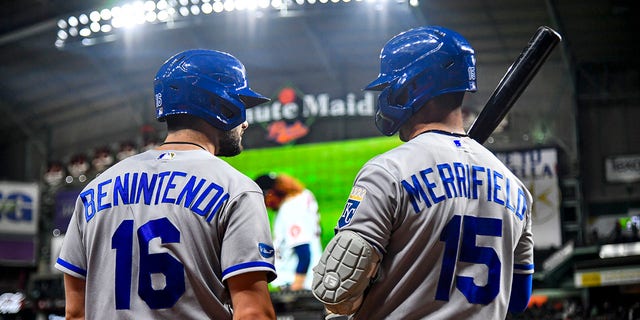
left=468, top=26, right=562, bottom=144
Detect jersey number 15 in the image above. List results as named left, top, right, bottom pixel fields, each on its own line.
left=435, top=215, right=502, bottom=305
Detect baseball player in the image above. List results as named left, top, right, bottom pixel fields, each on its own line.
left=254, top=173, right=323, bottom=291
left=55, top=49, right=277, bottom=319
left=312, top=26, right=534, bottom=319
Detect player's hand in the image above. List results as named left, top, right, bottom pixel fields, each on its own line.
left=325, top=309, right=351, bottom=320
left=290, top=274, right=306, bottom=291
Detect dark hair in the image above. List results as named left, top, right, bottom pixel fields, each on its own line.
left=431, top=91, right=465, bottom=110
left=166, top=114, right=209, bottom=132
left=254, top=173, right=277, bottom=192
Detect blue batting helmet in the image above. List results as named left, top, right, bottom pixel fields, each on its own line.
left=364, top=26, right=477, bottom=136
left=154, top=49, right=269, bottom=131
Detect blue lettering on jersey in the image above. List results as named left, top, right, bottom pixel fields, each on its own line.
left=137, top=173, right=157, bottom=205
left=258, top=243, right=275, bottom=258
left=80, top=189, right=96, bottom=222
left=80, top=170, right=229, bottom=224
left=113, top=173, right=131, bottom=206
left=402, top=175, right=431, bottom=213
left=401, top=162, right=528, bottom=220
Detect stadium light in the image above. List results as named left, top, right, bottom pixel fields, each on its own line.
left=55, top=0, right=420, bottom=48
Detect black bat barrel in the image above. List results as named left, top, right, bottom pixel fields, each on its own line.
left=468, top=26, right=562, bottom=144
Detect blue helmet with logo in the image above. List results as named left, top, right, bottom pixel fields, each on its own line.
left=364, top=26, right=477, bottom=136
left=154, top=49, right=269, bottom=131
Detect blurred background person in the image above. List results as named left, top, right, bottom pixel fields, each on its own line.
left=255, top=173, right=323, bottom=291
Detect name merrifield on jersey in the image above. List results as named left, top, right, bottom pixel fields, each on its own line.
left=402, top=162, right=528, bottom=220
left=79, top=171, right=229, bottom=223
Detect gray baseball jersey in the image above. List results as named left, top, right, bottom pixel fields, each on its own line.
left=55, top=149, right=276, bottom=319
left=336, top=131, right=534, bottom=319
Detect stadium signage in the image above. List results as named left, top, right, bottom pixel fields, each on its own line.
left=246, top=86, right=376, bottom=144
left=0, top=182, right=39, bottom=235
left=246, top=91, right=375, bottom=123
left=605, top=154, right=640, bottom=183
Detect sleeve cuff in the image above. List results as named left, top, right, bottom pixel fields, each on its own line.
left=222, top=261, right=277, bottom=283
left=55, top=257, right=87, bottom=279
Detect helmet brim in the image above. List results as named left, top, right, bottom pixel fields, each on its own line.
left=364, top=74, right=393, bottom=91
left=238, top=88, right=270, bottom=108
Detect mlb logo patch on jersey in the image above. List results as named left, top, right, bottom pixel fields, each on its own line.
left=258, top=243, right=274, bottom=258
left=338, top=187, right=366, bottom=228
left=158, top=152, right=176, bottom=160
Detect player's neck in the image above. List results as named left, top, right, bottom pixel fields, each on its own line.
left=402, top=105, right=464, bottom=141
left=158, top=130, right=215, bottom=154
left=405, top=122, right=465, bottom=141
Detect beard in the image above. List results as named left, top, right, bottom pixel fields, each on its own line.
left=217, top=129, right=243, bottom=157
left=398, top=125, right=411, bottom=142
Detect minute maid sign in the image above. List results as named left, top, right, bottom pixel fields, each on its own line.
left=246, top=86, right=376, bottom=144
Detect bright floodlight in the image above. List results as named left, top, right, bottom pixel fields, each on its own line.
left=110, top=3, right=146, bottom=28
left=79, top=14, right=90, bottom=25
left=146, top=11, right=158, bottom=22
left=68, top=16, right=79, bottom=27
left=224, top=0, right=235, bottom=11
left=79, top=28, right=91, bottom=37
left=101, top=24, right=113, bottom=33
left=100, top=9, right=112, bottom=20
left=90, top=11, right=101, bottom=22
left=144, top=0, right=157, bottom=10
left=90, top=22, right=101, bottom=32
left=157, top=10, right=170, bottom=20
left=201, top=3, right=213, bottom=13
left=243, top=0, right=258, bottom=10
left=213, top=1, right=224, bottom=12
left=157, top=0, right=168, bottom=10
left=56, top=0, right=420, bottom=48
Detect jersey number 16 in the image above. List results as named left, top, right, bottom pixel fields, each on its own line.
left=112, top=217, right=185, bottom=310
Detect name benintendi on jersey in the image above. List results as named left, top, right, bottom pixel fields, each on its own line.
left=402, top=162, right=528, bottom=220
left=79, top=170, right=229, bottom=224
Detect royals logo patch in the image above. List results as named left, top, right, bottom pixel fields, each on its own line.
left=338, top=187, right=366, bottom=228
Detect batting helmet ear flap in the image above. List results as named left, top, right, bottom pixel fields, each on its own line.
left=374, top=86, right=414, bottom=136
